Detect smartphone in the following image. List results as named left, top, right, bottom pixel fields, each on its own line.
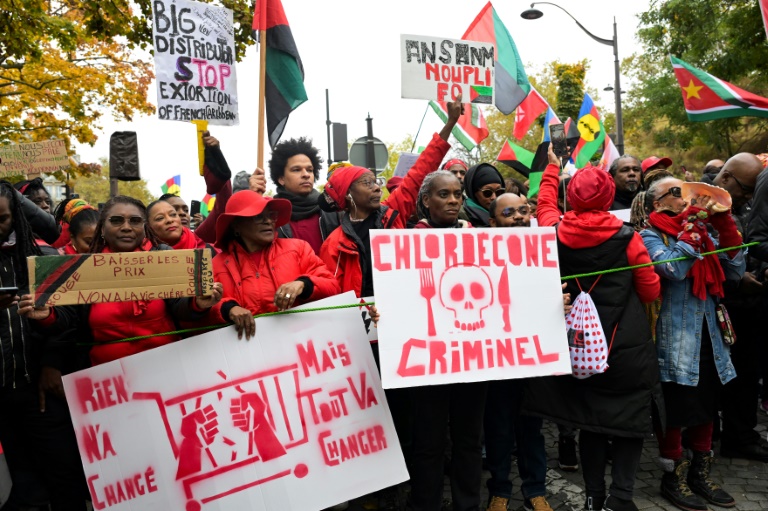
left=190, top=200, right=201, bottom=218
left=550, top=123, right=568, bottom=158
left=0, top=287, right=19, bottom=295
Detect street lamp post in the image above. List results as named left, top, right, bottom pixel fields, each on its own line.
left=521, top=2, right=624, bottom=155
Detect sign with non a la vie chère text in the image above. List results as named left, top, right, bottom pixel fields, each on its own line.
left=152, top=0, right=239, bottom=125
left=401, top=34, right=495, bottom=105
left=371, top=227, right=571, bottom=389
left=62, top=293, right=408, bottom=511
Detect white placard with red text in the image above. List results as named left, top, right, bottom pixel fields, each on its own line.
left=400, top=34, right=495, bottom=104
left=371, top=228, right=571, bottom=389
left=62, top=293, right=407, bottom=511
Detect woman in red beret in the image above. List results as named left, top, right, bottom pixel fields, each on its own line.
left=212, top=191, right=341, bottom=339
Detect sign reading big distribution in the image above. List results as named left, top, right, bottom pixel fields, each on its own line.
left=371, top=228, right=570, bottom=389
left=400, top=34, right=495, bottom=104
left=63, top=293, right=408, bottom=510
left=152, top=0, right=239, bottom=125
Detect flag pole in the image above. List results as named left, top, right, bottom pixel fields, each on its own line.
left=257, top=2, right=268, bottom=169
left=410, top=104, right=430, bottom=153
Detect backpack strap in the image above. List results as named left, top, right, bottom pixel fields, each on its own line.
left=574, top=274, right=603, bottom=294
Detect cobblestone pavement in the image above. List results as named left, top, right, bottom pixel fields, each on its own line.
left=346, top=409, right=768, bottom=511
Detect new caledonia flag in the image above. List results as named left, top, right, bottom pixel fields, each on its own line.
left=670, top=56, right=768, bottom=121
left=253, top=0, right=308, bottom=148
left=571, top=93, right=605, bottom=168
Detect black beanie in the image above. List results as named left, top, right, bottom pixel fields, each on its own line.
left=468, top=163, right=504, bottom=197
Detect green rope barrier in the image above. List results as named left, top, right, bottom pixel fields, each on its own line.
left=77, top=241, right=756, bottom=346
left=77, top=301, right=375, bottom=346
left=560, top=241, right=756, bottom=281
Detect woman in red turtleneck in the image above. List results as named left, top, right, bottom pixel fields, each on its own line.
left=147, top=199, right=219, bottom=253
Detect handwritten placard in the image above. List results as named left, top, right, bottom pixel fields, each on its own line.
left=28, top=248, right=214, bottom=307
left=371, top=228, right=570, bottom=389
left=400, top=34, right=495, bottom=104
left=152, top=0, right=239, bottom=125
left=62, top=293, right=408, bottom=510
left=0, top=139, right=70, bottom=177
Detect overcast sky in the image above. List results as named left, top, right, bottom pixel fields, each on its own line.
left=73, top=0, right=651, bottom=204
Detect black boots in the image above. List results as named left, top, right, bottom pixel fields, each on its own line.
left=687, top=450, right=736, bottom=508
left=660, top=458, right=708, bottom=511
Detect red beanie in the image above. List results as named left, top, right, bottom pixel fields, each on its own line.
left=323, top=166, right=369, bottom=210
left=567, top=165, right=616, bottom=212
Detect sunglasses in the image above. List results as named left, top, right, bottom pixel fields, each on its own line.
left=108, top=215, right=145, bottom=227
left=500, top=205, right=531, bottom=217
left=728, top=173, right=755, bottom=194
left=657, top=186, right=682, bottom=201
left=479, top=187, right=505, bottom=199
left=251, top=210, right=279, bottom=224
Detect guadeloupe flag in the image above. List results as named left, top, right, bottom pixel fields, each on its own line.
left=463, top=2, right=531, bottom=115
left=570, top=93, right=605, bottom=168
left=161, top=175, right=180, bottom=196
left=670, top=56, right=768, bottom=121
left=200, top=194, right=216, bottom=218
left=428, top=101, right=489, bottom=151
left=253, top=0, right=308, bottom=149
left=513, top=88, right=549, bottom=140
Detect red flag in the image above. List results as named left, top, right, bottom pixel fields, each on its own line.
left=513, top=89, right=548, bottom=140
left=762, top=0, right=768, bottom=40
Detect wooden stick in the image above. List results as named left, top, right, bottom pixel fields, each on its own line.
left=257, top=3, right=268, bottom=169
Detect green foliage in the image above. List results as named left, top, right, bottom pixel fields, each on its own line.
left=72, top=161, right=156, bottom=205
left=625, top=0, right=768, bottom=167
left=554, top=61, right=587, bottom=122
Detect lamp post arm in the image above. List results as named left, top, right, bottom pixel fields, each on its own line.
left=531, top=2, right=614, bottom=46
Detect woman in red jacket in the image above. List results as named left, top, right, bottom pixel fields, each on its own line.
left=20, top=196, right=223, bottom=365
left=213, top=191, right=341, bottom=339
left=146, top=199, right=217, bottom=252
left=319, top=97, right=462, bottom=297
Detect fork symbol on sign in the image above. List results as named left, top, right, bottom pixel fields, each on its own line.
left=420, top=267, right=437, bottom=337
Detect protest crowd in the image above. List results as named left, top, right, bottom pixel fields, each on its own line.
left=0, top=92, right=767, bottom=511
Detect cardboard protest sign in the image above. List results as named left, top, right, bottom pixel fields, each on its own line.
left=62, top=292, right=408, bottom=511
left=371, top=227, right=570, bottom=389
left=152, top=0, right=239, bottom=125
left=392, top=152, right=420, bottom=178
left=28, top=248, right=214, bottom=307
left=401, top=34, right=495, bottom=104
left=0, top=139, right=70, bottom=177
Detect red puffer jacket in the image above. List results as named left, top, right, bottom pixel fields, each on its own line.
left=214, top=237, right=340, bottom=321
left=320, top=132, right=450, bottom=296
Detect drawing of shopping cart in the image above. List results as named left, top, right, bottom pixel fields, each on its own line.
left=134, top=363, right=309, bottom=511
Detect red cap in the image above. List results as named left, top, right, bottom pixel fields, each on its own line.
left=567, top=165, right=616, bottom=212
left=216, top=191, right=291, bottom=245
left=641, top=156, right=673, bottom=173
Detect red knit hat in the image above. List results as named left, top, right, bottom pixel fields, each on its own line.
left=567, top=165, right=616, bottom=212
left=322, top=166, right=369, bottom=210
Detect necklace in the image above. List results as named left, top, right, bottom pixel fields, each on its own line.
left=349, top=215, right=365, bottom=223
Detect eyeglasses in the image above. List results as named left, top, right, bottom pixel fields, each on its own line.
left=500, top=205, right=531, bottom=217
left=728, top=173, right=755, bottom=194
left=108, top=215, right=145, bottom=227
left=657, top=186, right=682, bottom=201
left=355, top=177, right=385, bottom=190
left=251, top=210, right=279, bottom=224
left=479, top=187, right=505, bottom=199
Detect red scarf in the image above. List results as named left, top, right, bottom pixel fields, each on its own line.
left=173, top=227, right=210, bottom=251
left=648, top=209, right=725, bottom=300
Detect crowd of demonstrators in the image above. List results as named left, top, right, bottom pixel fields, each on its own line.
left=3, top=106, right=768, bottom=511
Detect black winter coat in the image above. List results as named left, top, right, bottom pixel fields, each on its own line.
left=523, top=225, right=664, bottom=437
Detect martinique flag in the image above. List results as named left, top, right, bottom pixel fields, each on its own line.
left=571, top=94, right=605, bottom=168
left=513, top=88, right=549, bottom=140
left=670, top=56, right=768, bottom=121
left=428, top=100, right=489, bottom=151
left=161, top=175, right=181, bottom=196
left=253, top=0, right=308, bottom=148
left=463, top=2, right=531, bottom=115
left=496, top=139, right=535, bottom=176
left=201, top=194, right=216, bottom=218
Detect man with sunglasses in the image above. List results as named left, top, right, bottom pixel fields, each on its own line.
left=459, top=162, right=506, bottom=227
left=713, top=152, right=768, bottom=463
left=483, top=191, right=557, bottom=511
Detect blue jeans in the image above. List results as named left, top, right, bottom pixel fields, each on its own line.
left=484, top=379, right=547, bottom=500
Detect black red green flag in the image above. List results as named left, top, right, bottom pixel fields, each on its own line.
left=253, top=0, right=308, bottom=148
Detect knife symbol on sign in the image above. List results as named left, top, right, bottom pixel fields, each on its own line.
left=499, top=265, right=512, bottom=332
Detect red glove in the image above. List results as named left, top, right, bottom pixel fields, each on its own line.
left=709, top=212, right=742, bottom=258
